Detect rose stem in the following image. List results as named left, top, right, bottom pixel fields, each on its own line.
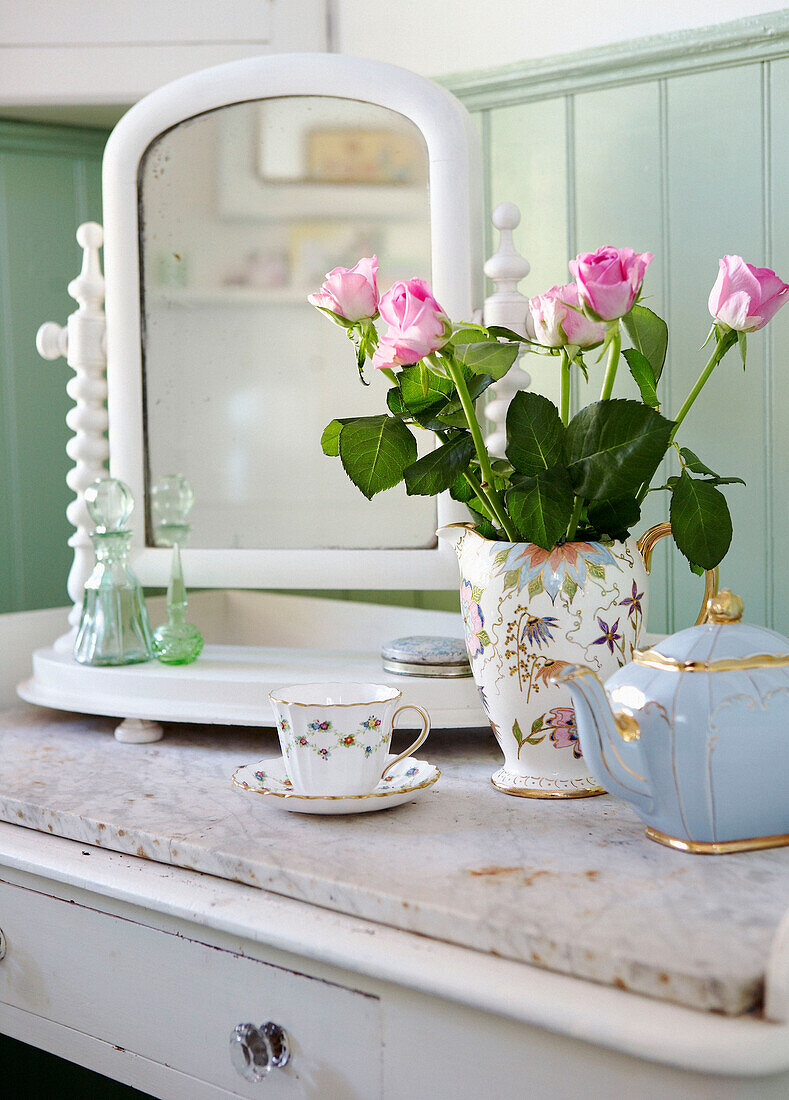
left=565, top=495, right=584, bottom=542
left=669, top=330, right=737, bottom=440
left=437, top=353, right=519, bottom=541
left=434, top=431, right=499, bottom=527
left=560, top=349, right=571, bottom=425
left=599, top=322, right=621, bottom=401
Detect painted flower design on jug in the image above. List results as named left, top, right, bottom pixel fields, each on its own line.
left=460, top=578, right=489, bottom=659
left=517, top=707, right=583, bottom=759
left=494, top=540, right=619, bottom=602
left=521, top=614, right=558, bottom=648
left=308, top=720, right=332, bottom=732
left=619, top=579, right=643, bottom=619
left=593, top=616, right=623, bottom=656
left=545, top=707, right=583, bottom=758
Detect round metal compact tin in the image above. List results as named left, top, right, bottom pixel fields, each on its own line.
left=381, top=636, right=472, bottom=678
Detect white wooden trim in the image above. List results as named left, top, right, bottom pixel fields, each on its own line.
left=439, top=10, right=789, bottom=110
left=102, top=53, right=482, bottom=589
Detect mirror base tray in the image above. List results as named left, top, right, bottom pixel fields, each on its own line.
left=17, top=591, right=485, bottom=732
left=18, top=643, right=484, bottom=730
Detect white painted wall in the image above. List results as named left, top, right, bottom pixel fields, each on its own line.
left=335, top=1, right=786, bottom=75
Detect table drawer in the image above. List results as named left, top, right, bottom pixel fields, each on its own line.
left=0, top=879, right=382, bottom=1097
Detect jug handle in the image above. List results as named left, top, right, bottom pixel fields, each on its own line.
left=636, top=521, right=718, bottom=626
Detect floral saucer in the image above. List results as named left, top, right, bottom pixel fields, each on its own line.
left=232, top=754, right=440, bottom=815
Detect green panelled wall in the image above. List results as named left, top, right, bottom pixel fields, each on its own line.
left=450, top=29, right=789, bottom=635
left=0, top=120, right=107, bottom=613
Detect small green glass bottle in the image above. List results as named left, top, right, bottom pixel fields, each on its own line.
left=74, top=478, right=155, bottom=666
left=151, top=474, right=204, bottom=666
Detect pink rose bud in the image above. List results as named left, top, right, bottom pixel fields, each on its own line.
left=708, top=255, right=789, bottom=332
left=308, top=255, right=379, bottom=321
left=569, top=246, right=654, bottom=321
left=372, top=278, right=450, bottom=369
left=529, top=282, right=607, bottom=349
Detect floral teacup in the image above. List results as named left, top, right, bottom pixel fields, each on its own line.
left=268, top=683, right=431, bottom=797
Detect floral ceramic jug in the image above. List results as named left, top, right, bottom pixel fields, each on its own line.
left=437, top=521, right=716, bottom=798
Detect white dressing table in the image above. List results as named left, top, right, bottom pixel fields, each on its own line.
left=1, top=669, right=789, bottom=1098
left=4, top=593, right=789, bottom=1098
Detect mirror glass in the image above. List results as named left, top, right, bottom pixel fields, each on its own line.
left=139, top=96, right=436, bottom=550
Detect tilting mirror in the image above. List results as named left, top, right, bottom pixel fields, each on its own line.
left=103, top=54, right=482, bottom=588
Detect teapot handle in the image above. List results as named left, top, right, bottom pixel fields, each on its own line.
left=636, top=521, right=718, bottom=626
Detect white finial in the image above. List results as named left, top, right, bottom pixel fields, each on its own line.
left=485, top=203, right=530, bottom=287
left=491, top=202, right=521, bottom=231
left=68, top=221, right=105, bottom=313
left=76, top=221, right=103, bottom=249
left=36, top=321, right=68, bottom=360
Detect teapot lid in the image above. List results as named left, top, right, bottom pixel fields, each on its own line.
left=634, top=590, right=789, bottom=673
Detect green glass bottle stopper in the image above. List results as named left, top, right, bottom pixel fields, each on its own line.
left=86, top=476, right=135, bottom=532
left=151, top=474, right=203, bottom=665
left=74, top=477, right=155, bottom=666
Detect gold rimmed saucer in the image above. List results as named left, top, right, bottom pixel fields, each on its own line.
left=232, top=755, right=440, bottom=815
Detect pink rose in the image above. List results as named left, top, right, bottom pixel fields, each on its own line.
left=708, top=255, right=789, bottom=332
left=372, top=278, right=450, bottom=369
left=529, top=282, right=607, bottom=349
left=308, top=255, right=379, bottom=321
left=569, top=246, right=653, bottom=321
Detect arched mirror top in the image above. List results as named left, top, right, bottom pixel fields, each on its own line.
left=102, top=53, right=482, bottom=589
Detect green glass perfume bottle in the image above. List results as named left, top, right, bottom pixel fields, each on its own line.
left=74, top=478, right=155, bottom=666
left=151, top=474, right=204, bottom=665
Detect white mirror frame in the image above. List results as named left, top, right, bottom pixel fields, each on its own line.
left=103, top=53, right=483, bottom=589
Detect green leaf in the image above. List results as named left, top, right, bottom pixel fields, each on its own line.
left=339, top=416, right=417, bottom=500
left=678, top=447, right=717, bottom=477
left=386, top=388, right=408, bottom=418
left=486, top=325, right=530, bottom=342
left=623, top=305, right=668, bottom=381
left=623, top=347, right=659, bottom=407
left=505, top=391, right=565, bottom=476
left=669, top=471, right=733, bottom=569
left=312, top=304, right=354, bottom=329
left=679, top=448, right=746, bottom=486
left=454, top=341, right=519, bottom=380
left=587, top=497, right=641, bottom=541
left=448, top=324, right=494, bottom=345
left=321, top=418, right=353, bottom=457
left=738, top=330, right=747, bottom=369
left=435, top=373, right=495, bottom=427
left=563, top=399, right=673, bottom=501
left=398, top=363, right=453, bottom=411
left=404, top=434, right=475, bottom=496
left=506, top=466, right=575, bottom=550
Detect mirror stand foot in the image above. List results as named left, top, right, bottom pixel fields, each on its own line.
left=114, top=718, right=164, bottom=744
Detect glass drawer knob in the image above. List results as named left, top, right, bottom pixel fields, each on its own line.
left=230, top=1022, right=290, bottom=1082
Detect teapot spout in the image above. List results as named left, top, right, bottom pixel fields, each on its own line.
left=551, top=665, right=654, bottom=814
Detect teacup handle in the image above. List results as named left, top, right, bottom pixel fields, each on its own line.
left=636, top=521, right=718, bottom=626
left=381, top=705, right=431, bottom=782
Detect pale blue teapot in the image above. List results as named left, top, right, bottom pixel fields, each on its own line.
left=554, top=591, right=789, bottom=854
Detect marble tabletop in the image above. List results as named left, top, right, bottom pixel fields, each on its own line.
left=0, top=703, right=787, bottom=1017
